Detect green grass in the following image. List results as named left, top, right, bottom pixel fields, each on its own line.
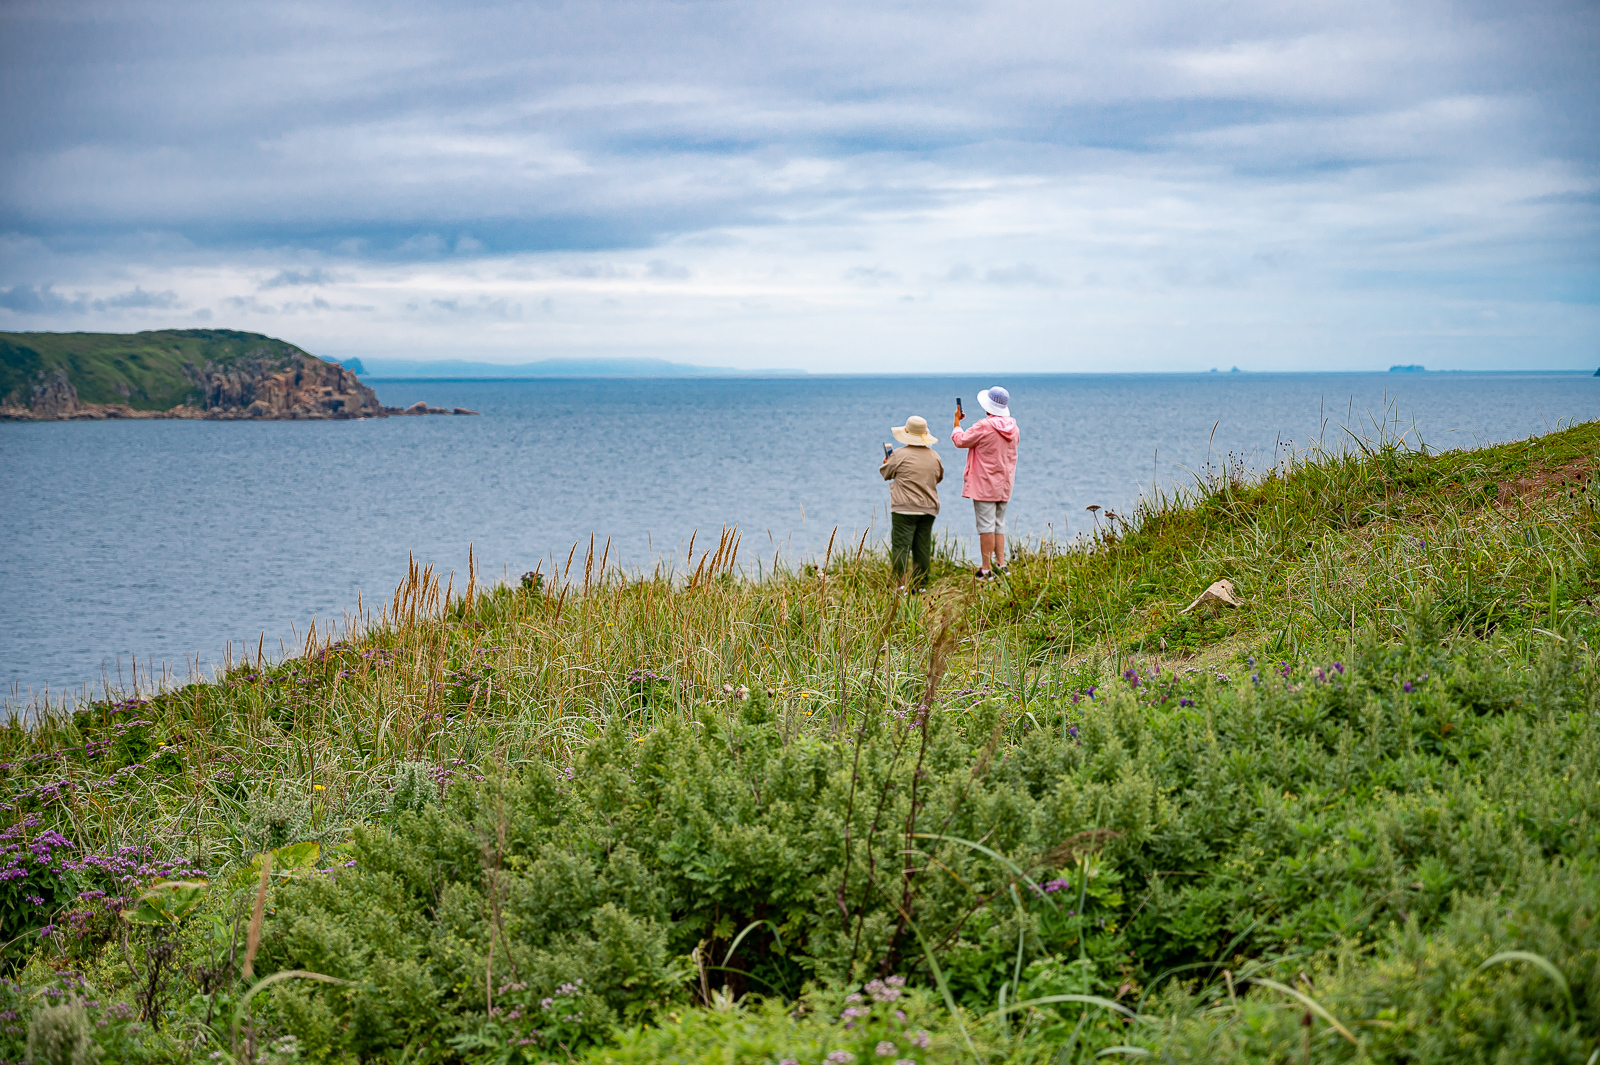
left=1, top=329, right=326, bottom=410
left=0, top=420, right=1596, bottom=1063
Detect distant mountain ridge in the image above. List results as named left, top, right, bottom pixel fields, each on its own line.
left=355, top=356, right=805, bottom=378
left=0, top=329, right=471, bottom=421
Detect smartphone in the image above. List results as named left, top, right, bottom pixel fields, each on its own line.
left=955, top=397, right=964, bottom=419
left=883, top=442, right=894, bottom=460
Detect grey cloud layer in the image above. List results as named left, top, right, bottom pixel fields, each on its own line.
left=2, top=0, right=1594, bottom=253
left=0, top=0, right=1594, bottom=370
left=0, top=284, right=180, bottom=314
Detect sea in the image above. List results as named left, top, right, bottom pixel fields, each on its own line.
left=3, top=371, right=1598, bottom=704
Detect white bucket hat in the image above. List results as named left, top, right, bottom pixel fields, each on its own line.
left=977, top=386, right=1011, bottom=417
left=892, top=415, right=939, bottom=446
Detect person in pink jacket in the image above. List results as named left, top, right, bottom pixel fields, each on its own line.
left=950, top=385, right=1019, bottom=579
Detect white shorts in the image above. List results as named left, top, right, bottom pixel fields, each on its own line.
left=973, top=499, right=1008, bottom=534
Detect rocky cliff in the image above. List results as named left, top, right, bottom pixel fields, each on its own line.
left=0, top=330, right=475, bottom=421
left=13, top=369, right=82, bottom=418
left=181, top=349, right=389, bottom=419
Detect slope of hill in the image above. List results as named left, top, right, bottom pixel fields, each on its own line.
left=0, top=329, right=471, bottom=420
left=0, top=422, right=1595, bottom=1063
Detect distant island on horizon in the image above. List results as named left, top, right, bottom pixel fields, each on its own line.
left=352, top=359, right=1582, bottom=378
left=349, top=356, right=807, bottom=379
left=5, top=332, right=1589, bottom=406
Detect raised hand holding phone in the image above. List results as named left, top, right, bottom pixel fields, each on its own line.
left=883, top=442, right=894, bottom=461
left=954, top=397, right=965, bottom=427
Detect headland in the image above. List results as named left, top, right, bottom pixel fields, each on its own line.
left=0, top=329, right=475, bottom=421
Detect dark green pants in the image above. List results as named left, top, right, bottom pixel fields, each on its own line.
left=891, top=512, right=936, bottom=588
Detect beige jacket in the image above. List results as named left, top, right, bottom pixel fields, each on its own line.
left=880, top=445, right=944, bottom=515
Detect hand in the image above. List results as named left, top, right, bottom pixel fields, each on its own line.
left=954, top=410, right=964, bottom=428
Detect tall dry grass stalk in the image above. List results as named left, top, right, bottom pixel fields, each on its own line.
left=241, top=853, right=271, bottom=981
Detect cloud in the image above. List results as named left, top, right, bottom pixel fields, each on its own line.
left=426, top=296, right=522, bottom=320
left=983, top=264, right=1057, bottom=287
left=845, top=266, right=898, bottom=285
left=260, top=267, right=337, bottom=289
left=560, top=262, right=627, bottom=279
left=96, top=286, right=179, bottom=309
left=395, top=234, right=448, bottom=257
left=0, top=284, right=179, bottom=314
left=0, top=285, right=79, bottom=314
left=225, top=292, right=373, bottom=315
left=646, top=258, right=690, bottom=279
left=5, top=0, right=1591, bottom=255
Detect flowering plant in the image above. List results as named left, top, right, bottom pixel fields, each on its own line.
left=593, top=977, right=960, bottom=1064
left=451, top=977, right=614, bottom=1063
left=770, top=977, right=949, bottom=1065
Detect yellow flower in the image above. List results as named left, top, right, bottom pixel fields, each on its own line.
left=314, top=784, right=325, bottom=791
left=636, top=736, right=647, bottom=743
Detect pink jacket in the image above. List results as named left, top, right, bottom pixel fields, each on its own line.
left=950, top=416, right=1019, bottom=501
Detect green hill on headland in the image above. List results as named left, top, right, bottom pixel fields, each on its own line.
left=0, top=329, right=470, bottom=420
left=0, top=422, right=1596, bottom=1063
left=0, top=329, right=314, bottom=410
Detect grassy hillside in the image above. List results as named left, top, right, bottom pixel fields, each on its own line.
left=0, top=422, right=1596, bottom=1064
left=0, top=329, right=325, bottom=410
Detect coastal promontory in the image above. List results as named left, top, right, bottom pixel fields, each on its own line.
left=0, top=329, right=474, bottom=421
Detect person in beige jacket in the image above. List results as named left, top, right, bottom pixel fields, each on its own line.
left=879, top=415, right=944, bottom=590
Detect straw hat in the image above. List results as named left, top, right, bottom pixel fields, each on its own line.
left=977, top=386, right=1011, bottom=417
left=892, top=415, right=938, bottom=447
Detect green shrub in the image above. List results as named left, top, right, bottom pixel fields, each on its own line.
left=26, top=997, right=95, bottom=1065
left=385, top=760, right=442, bottom=816
left=590, top=981, right=969, bottom=1065
left=235, top=617, right=1600, bottom=1061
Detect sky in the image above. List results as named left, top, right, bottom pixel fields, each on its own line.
left=1, top=0, right=1596, bottom=373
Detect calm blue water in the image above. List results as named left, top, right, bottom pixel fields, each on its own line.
left=3, top=372, right=1597, bottom=702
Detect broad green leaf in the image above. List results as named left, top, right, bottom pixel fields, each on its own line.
left=242, top=841, right=322, bottom=883
left=272, top=841, right=321, bottom=870
left=121, top=879, right=210, bottom=926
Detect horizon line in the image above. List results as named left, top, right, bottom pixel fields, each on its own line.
left=362, top=367, right=1599, bottom=381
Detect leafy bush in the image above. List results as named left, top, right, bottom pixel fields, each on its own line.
left=385, top=760, right=443, bottom=816
left=233, top=617, right=1600, bottom=1061
left=26, top=996, right=95, bottom=1065
left=591, top=980, right=966, bottom=1064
